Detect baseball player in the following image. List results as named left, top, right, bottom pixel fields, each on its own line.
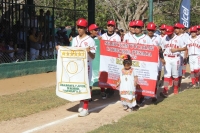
left=123, top=20, right=136, bottom=43
left=160, top=26, right=186, bottom=98
left=88, top=24, right=100, bottom=102
left=197, top=26, right=200, bottom=37
left=146, top=22, right=165, bottom=102
left=122, top=20, right=153, bottom=104
left=180, top=25, right=190, bottom=79
left=183, top=26, right=200, bottom=87
left=100, top=20, right=121, bottom=99
left=56, top=18, right=96, bottom=117
left=174, top=23, right=188, bottom=88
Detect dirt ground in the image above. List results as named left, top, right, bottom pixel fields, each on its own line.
left=0, top=68, right=192, bottom=133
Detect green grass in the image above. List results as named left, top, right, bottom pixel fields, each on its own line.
left=0, top=86, right=67, bottom=122
left=90, top=89, right=200, bottom=133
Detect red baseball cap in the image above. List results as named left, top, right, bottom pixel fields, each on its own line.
left=146, top=22, right=156, bottom=30
left=174, top=23, right=183, bottom=29
left=129, top=21, right=136, bottom=27
left=196, top=25, right=200, bottom=30
left=165, top=26, right=174, bottom=35
left=134, top=20, right=144, bottom=27
left=107, top=20, right=116, bottom=26
left=190, top=26, right=197, bottom=32
left=180, top=24, right=185, bottom=29
left=88, top=24, right=99, bottom=31
left=160, top=24, right=167, bottom=30
left=76, top=18, right=88, bottom=27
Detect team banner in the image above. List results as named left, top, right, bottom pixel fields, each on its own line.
left=99, top=40, right=159, bottom=97
left=179, top=0, right=191, bottom=28
left=56, top=46, right=91, bottom=102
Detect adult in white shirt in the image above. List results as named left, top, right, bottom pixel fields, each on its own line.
left=100, top=20, right=121, bottom=99
left=160, top=26, right=186, bottom=98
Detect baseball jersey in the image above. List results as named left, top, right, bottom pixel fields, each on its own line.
left=130, top=34, right=153, bottom=45
left=159, top=34, right=167, bottom=49
left=162, top=34, right=185, bottom=55
left=72, top=35, right=96, bottom=61
left=179, top=33, right=189, bottom=56
left=123, top=32, right=133, bottom=43
left=101, top=32, right=121, bottom=42
left=150, top=34, right=162, bottom=46
left=186, top=36, right=200, bottom=55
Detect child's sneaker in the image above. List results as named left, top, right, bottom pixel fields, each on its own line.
left=78, top=101, right=83, bottom=113
left=123, top=105, right=129, bottom=111
left=101, top=92, right=107, bottom=99
left=78, top=109, right=89, bottom=117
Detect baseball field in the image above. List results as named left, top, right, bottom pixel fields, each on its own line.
left=0, top=66, right=200, bottom=133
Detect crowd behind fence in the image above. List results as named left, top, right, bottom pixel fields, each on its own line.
left=0, top=1, right=88, bottom=64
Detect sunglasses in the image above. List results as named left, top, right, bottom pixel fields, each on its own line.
left=107, top=25, right=114, bottom=27
left=77, top=26, right=85, bottom=29
left=132, top=26, right=142, bottom=29
left=94, top=28, right=99, bottom=31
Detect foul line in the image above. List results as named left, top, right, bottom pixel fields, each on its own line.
left=22, top=101, right=120, bottom=133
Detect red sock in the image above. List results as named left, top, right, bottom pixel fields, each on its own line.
left=163, top=77, right=170, bottom=93
left=173, top=78, right=179, bottom=94
left=191, top=71, right=196, bottom=85
left=169, top=76, right=173, bottom=86
left=101, top=88, right=105, bottom=92
left=83, top=100, right=88, bottom=109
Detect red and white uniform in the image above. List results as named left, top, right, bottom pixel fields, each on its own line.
left=187, top=37, right=200, bottom=72
left=178, top=33, right=189, bottom=76
left=101, top=32, right=121, bottom=42
left=125, top=34, right=153, bottom=45
left=72, top=35, right=96, bottom=85
left=123, top=32, right=133, bottom=43
left=159, top=34, right=167, bottom=49
left=162, top=34, right=185, bottom=78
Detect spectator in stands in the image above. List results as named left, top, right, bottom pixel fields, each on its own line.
left=4, top=39, right=18, bottom=62
left=61, top=28, right=70, bottom=46
left=69, top=27, right=78, bottom=41
left=38, top=9, right=45, bottom=32
left=17, top=25, right=27, bottom=49
left=29, top=27, right=43, bottom=60
left=45, top=10, right=53, bottom=35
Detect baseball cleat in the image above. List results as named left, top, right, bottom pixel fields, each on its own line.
left=101, top=92, right=107, bottom=100
left=78, top=101, right=84, bottom=113
left=160, top=92, right=168, bottom=98
left=78, top=109, right=89, bottom=117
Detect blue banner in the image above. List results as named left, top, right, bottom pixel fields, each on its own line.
left=179, top=0, right=191, bottom=28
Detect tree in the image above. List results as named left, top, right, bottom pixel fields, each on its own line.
left=96, top=0, right=149, bottom=31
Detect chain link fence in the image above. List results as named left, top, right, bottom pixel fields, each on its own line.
left=0, top=0, right=88, bottom=64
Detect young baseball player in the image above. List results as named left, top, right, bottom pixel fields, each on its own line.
left=146, top=22, right=165, bottom=102
left=180, top=25, right=190, bottom=79
left=160, top=26, right=186, bottom=98
left=174, top=23, right=188, bottom=88
left=174, top=26, right=200, bottom=88
left=123, top=20, right=136, bottom=43
left=122, top=20, right=153, bottom=104
left=100, top=20, right=121, bottom=99
left=56, top=18, right=96, bottom=117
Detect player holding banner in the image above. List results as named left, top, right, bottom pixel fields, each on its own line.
left=146, top=22, right=165, bottom=102
left=56, top=18, right=96, bottom=117
left=160, top=26, right=186, bottom=98
left=100, top=20, right=121, bottom=99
